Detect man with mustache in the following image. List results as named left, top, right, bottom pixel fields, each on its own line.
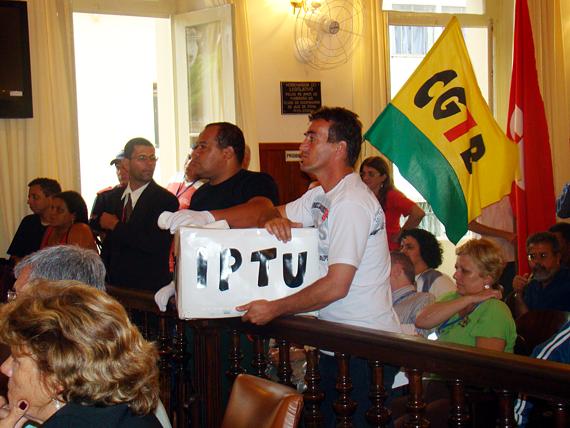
left=512, top=232, right=570, bottom=317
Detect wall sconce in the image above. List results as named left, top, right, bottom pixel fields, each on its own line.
left=290, top=1, right=321, bottom=14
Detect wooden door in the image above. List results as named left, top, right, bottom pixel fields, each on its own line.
left=259, top=143, right=312, bottom=205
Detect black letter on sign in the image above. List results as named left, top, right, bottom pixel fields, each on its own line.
left=433, top=87, right=466, bottom=119
left=414, top=70, right=457, bottom=109
left=283, top=252, right=308, bottom=288
left=219, top=248, right=242, bottom=291
left=251, top=248, right=277, bottom=287
left=460, top=134, right=486, bottom=174
left=196, top=248, right=208, bottom=289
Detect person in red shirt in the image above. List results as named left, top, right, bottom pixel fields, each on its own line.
left=360, top=156, right=424, bottom=250
left=166, top=153, right=203, bottom=210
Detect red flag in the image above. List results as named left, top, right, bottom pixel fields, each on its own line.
left=507, top=0, right=555, bottom=274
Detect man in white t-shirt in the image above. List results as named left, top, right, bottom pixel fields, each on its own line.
left=236, top=106, right=400, bottom=426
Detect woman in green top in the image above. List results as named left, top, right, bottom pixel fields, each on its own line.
left=416, top=238, right=516, bottom=352
left=391, top=239, right=517, bottom=427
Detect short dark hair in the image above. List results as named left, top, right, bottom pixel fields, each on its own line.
left=549, top=223, right=570, bottom=243
left=526, top=232, right=560, bottom=254
left=28, top=178, right=61, bottom=197
left=400, top=228, right=443, bottom=269
left=124, top=137, right=154, bottom=159
left=205, top=122, right=245, bottom=164
left=309, top=107, right=363, bottom=167
left=390, top=251, right=415, bottom=284
left=53, top=191, right=89, bottom=224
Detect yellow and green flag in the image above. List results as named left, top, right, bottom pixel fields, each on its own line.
left=364, top=17, right=518, bottom=244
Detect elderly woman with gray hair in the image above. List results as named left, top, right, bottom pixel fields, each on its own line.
left=12, top=245, right=106, bottom=297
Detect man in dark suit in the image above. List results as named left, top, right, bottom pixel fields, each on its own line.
left=98, top=138, right=178, bottom=292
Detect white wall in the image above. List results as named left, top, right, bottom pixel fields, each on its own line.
left=247, top=1, right=355, bottom=143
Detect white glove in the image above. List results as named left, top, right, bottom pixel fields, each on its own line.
left=158, top=210, right=215, bottom=233
left=154, top=281, right=176, bottom=312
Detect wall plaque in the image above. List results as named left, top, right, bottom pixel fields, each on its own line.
left=281, top=81, right=321, bottom=114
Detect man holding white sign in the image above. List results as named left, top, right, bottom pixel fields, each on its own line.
left=237, top=107, right=401, bottom=427
left=160, top=122, right=279, bottom=231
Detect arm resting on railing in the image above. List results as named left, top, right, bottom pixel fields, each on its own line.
left=415, top=289, right=501, bottom=329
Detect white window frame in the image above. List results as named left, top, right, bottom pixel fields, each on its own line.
left=172, top=5, right=236, bottom=163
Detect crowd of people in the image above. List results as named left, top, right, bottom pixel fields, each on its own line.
left=1, top=106, right=569, bottom=427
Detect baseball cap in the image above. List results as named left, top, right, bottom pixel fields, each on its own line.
left=110, top=151, right=126, bottom=166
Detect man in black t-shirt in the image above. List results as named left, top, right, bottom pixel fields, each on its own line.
left=158, top=122, right=278, bottom=231
left=7, top=178, right=62, bottom=262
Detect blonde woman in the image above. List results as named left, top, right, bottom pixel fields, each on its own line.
left=0, top=280, right=161, bottom=427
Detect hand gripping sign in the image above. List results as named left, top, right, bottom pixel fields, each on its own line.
left=175, top=227, right=321, bottom=319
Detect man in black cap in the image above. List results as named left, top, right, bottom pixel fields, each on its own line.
left=89, top=151, right=129, bottom=255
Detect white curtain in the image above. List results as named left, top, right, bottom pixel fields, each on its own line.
left=0, top=0, right=79, bottom=257
left=201, top=0, right=258, bottom=170
left=352, top=0, right=389, bottom=163
left=527, top=0, right=570, bottom=198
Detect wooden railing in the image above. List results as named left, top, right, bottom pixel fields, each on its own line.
left=107, top=286, right=570, bottom=428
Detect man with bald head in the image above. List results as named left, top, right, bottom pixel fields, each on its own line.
left=159, top=122, right=278, bottom=231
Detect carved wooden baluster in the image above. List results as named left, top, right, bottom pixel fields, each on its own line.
left=193, top=321, right=222, bottom=428
left=174, top=319, right=197, bottom=428
left=333, top=353, right=357, bottom=427
left=303, top=347, right=324, bottom=428
left=448, top=378, right=469, bottom=428
left=251, top=335, right=267, bottom=378
left=157, top=312, right=172, bottom=419
left=404, top=368, right=429, bottom=428
left=227, top=329, right=245, bottom=383
left=277, top=339, right=294, bottom=387
left=173, top=319, right=186, bottom=428
left=496, top=389, right=515, bottom=428
left=366, top=360, right=390, bottom=427
left=552, top=401, right=569, bottom=428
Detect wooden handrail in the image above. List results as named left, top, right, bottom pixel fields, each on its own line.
left=217, top=316, right=570, bottom=401
left=108, top=286, right=570, bottom=427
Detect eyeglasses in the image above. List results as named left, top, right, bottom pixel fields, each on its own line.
left=527, top=252, right=553, bottom=261
left=132, top=155, right=158, bottom=163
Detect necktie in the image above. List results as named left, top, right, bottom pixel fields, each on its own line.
left=123, top=194, right=133, bottom=223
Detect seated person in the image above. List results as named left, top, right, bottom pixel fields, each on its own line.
left=13, top=245, right=106, bottom=294
left=393, top=239, right=516, bottom=428
left=514, top=320, right=570, bottom=427
left=415, top=238, right=516, bottom=351
left=41, top=191, right=97, bottom=252
left=359, top=156, right=424, bottom=250
left=7, top=178, right=61, bottom=263
left=548, top=222, right=570, bottom=268
left=10, top=246, right=171, bottom=427
left=389, top=251, right=434, bottom=337
left=0, top=280, right=161, bottom=427
left=400, top=228, right=456, bottom=298
left=512, top=232, right=570, bottom=317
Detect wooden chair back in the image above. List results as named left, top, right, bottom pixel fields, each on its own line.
left=515, top=310, right=570, bottom=355
left=221, top=374, right=303, bottom=428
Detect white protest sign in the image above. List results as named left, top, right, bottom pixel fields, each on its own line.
left=176, top=227, right=321, bottom=319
